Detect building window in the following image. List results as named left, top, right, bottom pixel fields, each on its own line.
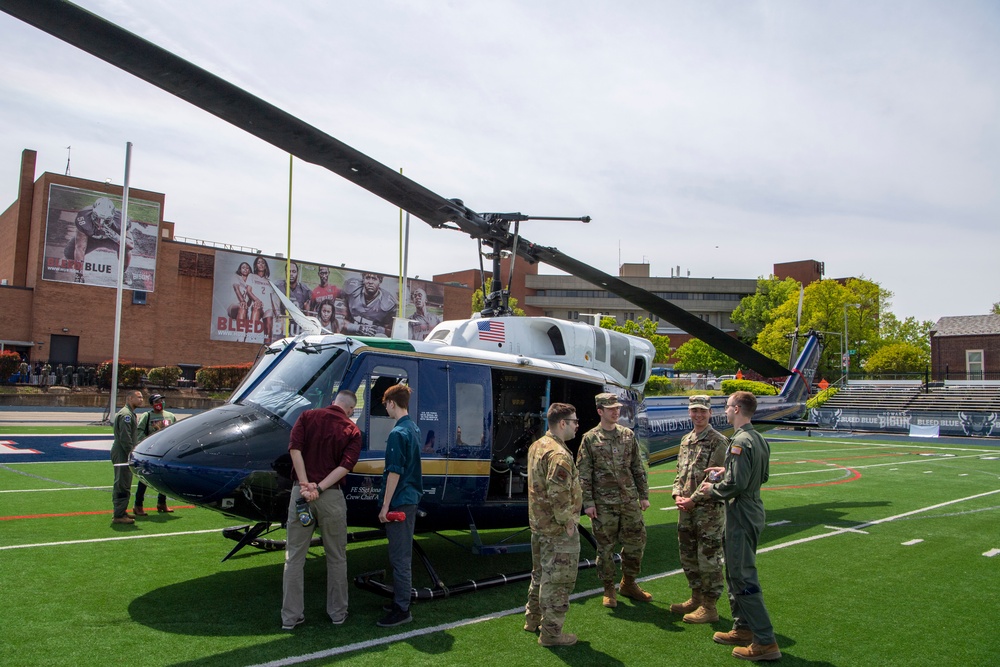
left=132, top=291, right=147, bottom=305
left=967, top=350, right=984, bottom=380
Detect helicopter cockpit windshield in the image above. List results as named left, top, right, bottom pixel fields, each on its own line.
left=238, top=340, right=350, bottom=426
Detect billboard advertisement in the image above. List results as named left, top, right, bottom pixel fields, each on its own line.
left=809, top=407, right=998, bottom=438
left=42, top=184, right=161, bottom=291
left=211, top=250, right=444, bottom=345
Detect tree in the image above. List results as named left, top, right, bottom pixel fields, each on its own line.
left=599, top=316, right=671, bottom=363
left=878, top=312, right=933, bottom=355
left=672, top=338, right=739, bottom=375
left=863, top=342, right=928, bottom=375
left=992, top=301, right=1000, bottom=315
left=730, top=276, right=801, bottom=345
left=470, top=278, right=525, bottom=316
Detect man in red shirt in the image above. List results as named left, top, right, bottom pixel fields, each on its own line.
left=281, top=390, right=362, bottom=630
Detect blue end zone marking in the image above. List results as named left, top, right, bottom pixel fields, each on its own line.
left=0, top=435, right=114, bottom=462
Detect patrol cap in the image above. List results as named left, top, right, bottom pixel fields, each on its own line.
left=595, top=393, right=623, bottom=409
left=688, top=395, right=712, bottom=411
left=149, top=393, right=165, bottom=405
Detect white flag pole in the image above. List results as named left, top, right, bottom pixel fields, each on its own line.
left=108, top=141, right=133, bottom=421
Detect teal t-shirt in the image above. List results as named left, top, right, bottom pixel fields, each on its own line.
left=379, top=415, right=424, bottom=508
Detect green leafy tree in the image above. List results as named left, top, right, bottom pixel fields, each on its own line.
left=731, top=276, right=801, bottom=345
left=672, top=338, right=739, bottom=375
left=599, top=316, right=671, bottom=363
left=471, top=278, right=525, bottom=316
left=992, top=301, right=1000, bottom=315
left=877, top=313, right=933, bottom=356
left=862, top=342, right=928, bottom=375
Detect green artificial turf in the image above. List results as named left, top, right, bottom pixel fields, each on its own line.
left=1, top=433, right=998, bottom=666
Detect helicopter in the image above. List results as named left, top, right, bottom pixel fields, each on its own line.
left=3, top=0, right=824, bottom=598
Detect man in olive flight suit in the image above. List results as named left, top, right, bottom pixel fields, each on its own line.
left=110, top=390, right=144, bottom=525
left=700, top=390, right=781, bottom=662
left=525, top=402, right=582, bottom=647
left=577, top=392, right=651, bottom=608
left=671, top=395, right=729, bottom=624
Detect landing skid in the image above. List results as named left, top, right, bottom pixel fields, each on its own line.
left=354, top=514, right=616, bottom=602
left=220, top=523, right=386, bottom=561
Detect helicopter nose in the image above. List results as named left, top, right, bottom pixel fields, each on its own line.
left=131, top=404, right=292, bottom=520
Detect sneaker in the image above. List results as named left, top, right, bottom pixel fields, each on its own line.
left=376, top=604, right=412, bottom=628
left=733, top=642, right=782, bottom=661
left=538, top=632, right=577, bottom=647
left=112, top=515, right=135, bottom=525
left=281, top=617, right=305, bottom=631
left=331, top=612, right=348, bottom=626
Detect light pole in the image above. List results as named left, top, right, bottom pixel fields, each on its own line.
left=843, top=303, right=860, bottom=382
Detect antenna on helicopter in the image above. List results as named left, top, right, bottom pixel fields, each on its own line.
left=477, top=212, right=591, bottom=317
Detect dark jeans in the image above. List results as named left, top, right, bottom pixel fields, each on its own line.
left=385, top=504, right=417, bottom=611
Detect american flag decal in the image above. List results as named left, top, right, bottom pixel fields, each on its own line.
left=477, top=319, right=506, bottom=343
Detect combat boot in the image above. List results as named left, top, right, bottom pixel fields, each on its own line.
left=669, top=589, right=702, bottom=614
left=683, top=594, right=719, bottom=624
left=132, top=504, right=148, bottom=517
left=523, top=615, right=541, bottom=632
left=619, top=575, right=653, bottom=602
left=713, top=628, right=754, bottom=646
left=732, top=642, right=782, bottom=661
left=602, top=582, right=618, bottom=608
left=538, top=631, right=577, bottom=647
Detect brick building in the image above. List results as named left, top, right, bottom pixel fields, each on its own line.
left=930, top=315, right=1000, bottom=381
left=0, top=150, right=472, bottom=372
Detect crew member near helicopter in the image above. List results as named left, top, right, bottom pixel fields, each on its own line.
left=577, top=392, right=652, bottom=608
left=376, top=383, right=423, bottom=628
left=281, top=390, right=361, bottom=630
left=110, top=390, right=144, bottom=525
left=524, top=402, right=582, bottom=647
left=133, top=393, right=177, bottom=516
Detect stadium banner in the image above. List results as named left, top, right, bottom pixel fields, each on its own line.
left=210, top=250, right=444, bottom=344
left=42, top=184, right=161, bottom=291
left=809, top=407, right=997, bottom=438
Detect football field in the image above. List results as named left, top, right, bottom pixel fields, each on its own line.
left=1, top=428, right=998, bottom=666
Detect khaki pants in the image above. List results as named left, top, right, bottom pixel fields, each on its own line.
left=281, top=484, right=349, bottom=625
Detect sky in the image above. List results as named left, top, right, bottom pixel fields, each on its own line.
left=1, top=0, right=998, bottom=324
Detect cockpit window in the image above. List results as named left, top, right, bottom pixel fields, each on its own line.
left=239, top=342, right=350, bottom=426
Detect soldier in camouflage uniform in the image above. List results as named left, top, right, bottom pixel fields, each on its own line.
left=700, top=391, right=781, bottom=662
left=670, top=395, right=728, bottom=623
left=577, top=392, right=651, bottom=608
left=525, top=402, right=583, bottom=648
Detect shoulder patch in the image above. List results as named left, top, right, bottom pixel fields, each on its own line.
left=553, top=464, right=571, bottom=484
left=729, top=444, right=742, bottom=456
left=123, top=414, right=132, bottom=423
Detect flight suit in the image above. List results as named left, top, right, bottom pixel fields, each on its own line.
left=708, top=423, right=776, bottom=645
left=111, top=404, right=138, bottom=518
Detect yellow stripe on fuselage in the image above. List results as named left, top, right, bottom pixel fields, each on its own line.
left=351, top=458, right=490, bottom=477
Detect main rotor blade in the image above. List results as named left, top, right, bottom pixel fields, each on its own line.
left=520, top=242, right=792, bottom=377
left=2, top=0, right=792, bottom=378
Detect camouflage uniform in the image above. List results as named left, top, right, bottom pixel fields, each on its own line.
left=577, top=423, right=649, bottom=583
left=525, top=431, right=583, bottom=639
left=672, top=422, right=728, bottom=597
left=708, top=424, right=776, bottom=645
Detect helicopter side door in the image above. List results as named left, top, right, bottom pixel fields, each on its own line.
left=441, top=362, right=491, bottom=505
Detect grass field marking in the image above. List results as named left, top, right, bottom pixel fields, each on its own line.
left=902, top=539, right=924, bottom=546
left=777, top=437, right=999, bottom=454
left=0, top=527, right=222, bottom=551
left=984, top=548, right=1000, bottom=557
left=823, top=525, right=869, bottom=534
left=0, top=485, right=111, bottom=493
left=849, top=452, right=996, bottom=471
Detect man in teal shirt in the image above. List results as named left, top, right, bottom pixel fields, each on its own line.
left=377, top=383, right=423, bottom=627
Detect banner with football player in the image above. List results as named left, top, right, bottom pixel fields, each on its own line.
left=210, top=250, right=444, bottom=344
left=41, top=184, right=161, bottom=291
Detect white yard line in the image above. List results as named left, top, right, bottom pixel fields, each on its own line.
left=245, top=487, right=1000, bottom=667
left=0, top=528, right=222, bottom=551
